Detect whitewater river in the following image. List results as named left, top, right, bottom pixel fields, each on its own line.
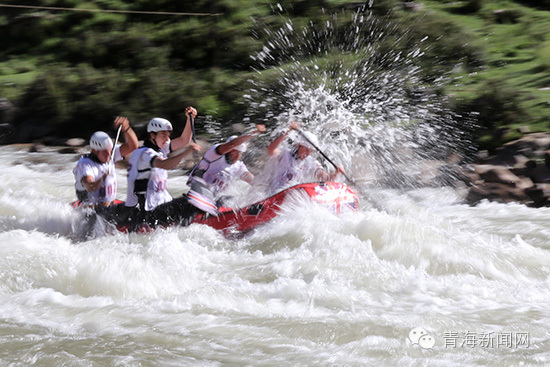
left=0, top=144, right=549, bottom=366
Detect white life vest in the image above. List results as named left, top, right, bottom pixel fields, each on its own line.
left=73, top=146, right=122, bottom=205
left=126, top=143, right=171, bottom=211
left=268, top=148, right=323, bottom=194
left=188, top=143, right=249, bottom=196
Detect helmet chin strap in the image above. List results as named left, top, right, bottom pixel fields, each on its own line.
left=144, top=134, right=161, bottom=151
left=153, top=133, right=161, bottom=148
left=89, top=151, right=102, bottom=164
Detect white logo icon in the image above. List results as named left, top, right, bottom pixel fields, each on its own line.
left=419, top=334, right=436, bottom=349
left=409, top=327, right=435, bottom=349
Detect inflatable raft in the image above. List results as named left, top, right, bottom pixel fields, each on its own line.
left=192, top=181, right=359, bottom=235
left=73, top=181, right=359, bottom=237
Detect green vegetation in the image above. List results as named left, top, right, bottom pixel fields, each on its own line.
left=0, top=0, right=548, bottom=151
left=416, top=0, right=550, bottom=149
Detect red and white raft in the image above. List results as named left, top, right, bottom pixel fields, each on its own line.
left=73, top=182, right=359, bottom=236
left=191, top=181, right=359, bottom=235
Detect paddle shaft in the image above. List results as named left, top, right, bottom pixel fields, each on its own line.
left=109, top=124, right=122, bottom=172
left=189, top=112, right=196, bottom=143
left=296, top=129, right=355, bottom=184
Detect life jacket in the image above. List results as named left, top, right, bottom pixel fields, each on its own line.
left=73, top=147, right=121, bottom=205
left=187, top=144, right=224, bottom=183
left=187, top=143, right=249, bottom=196
left=126, top=140, right=171, bottom=211
left=268, top=148, right=322, bottom=194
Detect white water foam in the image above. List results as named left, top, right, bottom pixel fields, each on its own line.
left=0, top=6, right=549, bottom=366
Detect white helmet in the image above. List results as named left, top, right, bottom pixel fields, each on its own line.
left=225, top=135, right=247, bottom=152
left=147, top=117, right=173, bottom=133
left=90, top=131, right=113, bottom=151
left=297, top=131, right=319, bottom=150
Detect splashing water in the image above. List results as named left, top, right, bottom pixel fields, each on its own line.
left=1, top=6, right=549, bottom=367
left=245, top=7, right=475, bottom=189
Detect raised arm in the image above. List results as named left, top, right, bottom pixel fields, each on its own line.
left=113, top=116, right=139, bottom=158
left=217, top=124, right=266, bottom=155
left=153, top=143, right=201, bottom=170
left=267, top=121, right=300, bottom=156
left=171, top=106, right=197, bottom=151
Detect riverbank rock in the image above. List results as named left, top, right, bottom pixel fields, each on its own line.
left=28, top=142, right=46, bottom=153
left=462, top=132, right=550, bottom=207
left=65, top=138, right=86, bottom=147
left=465, top=182, right=531, bottom=205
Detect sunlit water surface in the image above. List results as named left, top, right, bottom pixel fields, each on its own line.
left=2, top=6, right=550, bottom=367
left=0, top=146, right=549, bottom=366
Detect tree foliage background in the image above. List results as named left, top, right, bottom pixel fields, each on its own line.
left=0, top=0, right=549, bottom=150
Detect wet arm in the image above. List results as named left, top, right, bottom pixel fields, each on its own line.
left=267, top=121, right=300, bottom=156
left=323, top=166, right=345, bottom=181
left=154, top=143, right=201, bottom=170
left=267, top=131, right=289, bottom=157
left=171, top=107, right=197, bottom=151
left=115, top=117, right=139, bottom=157
left=241, top=171, right=254, bottom=184
left=315, top=169, right=330, bottom=182
left=81, top=174, right=106, bottom=192
left=217, top=124, right=265, bottom=155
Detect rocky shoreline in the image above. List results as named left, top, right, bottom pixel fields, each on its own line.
left=461, top=132, right=550, bottom=208
left=11, top=132, right=550, bottom=208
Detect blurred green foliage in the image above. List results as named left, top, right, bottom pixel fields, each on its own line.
left=0, top=0, right=548, bottom=151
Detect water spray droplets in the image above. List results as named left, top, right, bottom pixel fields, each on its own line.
left=247, top=7, right=473, bottom=189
